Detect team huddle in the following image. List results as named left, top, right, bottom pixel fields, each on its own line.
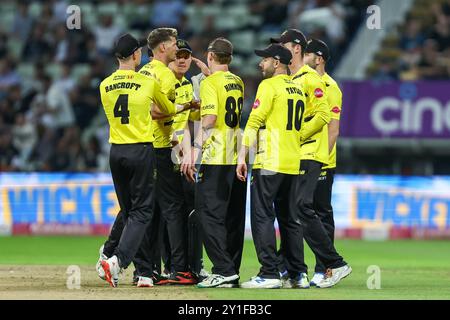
left=96, top=26, right=351, bottom=290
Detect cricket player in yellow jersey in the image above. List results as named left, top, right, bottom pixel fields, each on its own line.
left=304, top=38, right=344, bottom=286
left=98, top=34, right=177, bottom=288
left=139, top=28, right=200, bottom=285
left=190, top=38, right=247, bottom=288
left=168, top=38, right=205, bottom=281
left=271, top=29, right=351, bottom=288
left=235, top=44, right=308, bottom=289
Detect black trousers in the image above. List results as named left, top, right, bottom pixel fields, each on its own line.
left=103, top=210, right=124, bottom=258
left=312, top=168, right=336, bottom=273
left=154, top=147, right=189, bottom=272
left=251, top=169, right=307, bottom=279
left=196, top=165, right=247, bottom=277
left=103, top=153, right=202, bottom=276
left=290, top=160, right=345, bottom=270
left=109, top=143, right=155, bottom=270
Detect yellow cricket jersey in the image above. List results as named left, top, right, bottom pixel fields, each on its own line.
left=139, top=59, right=178, bottom=148
left=242, top=74, right=305, bottom=175
left=291, top=65, right=330, bottom=165
left=200, top=71, right=244, bottom=165
left=172, top=77, right=196, bottom=143
left=322, top=73, right=343, bottom=169
left=99, top=69, right=176, bottom=144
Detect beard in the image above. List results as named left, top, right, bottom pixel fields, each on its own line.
left=262, top=65, right=275, bottom=79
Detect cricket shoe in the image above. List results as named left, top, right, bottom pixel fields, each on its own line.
left=280, top=270, right=292, bottom=288
left=101, top=255, right=121, bottom=288
left=310, top=273, right=325, bottom=287
left=137, top=276, right=154, bottom=287
left=283, top=273, right=310, bottom=289
left=240, top=276, right=282, bottom=289
left=316, top=265, right=352, bottom=288
left=217, top=279, right=239, bottom=288
left=168, top=271, right=198, bottom=285
left=198, top=269, right=210, bottom=282
left=153, top=273, right=171, bottom=285
left=96, top=245, right=107, bottom=280
left=197, top=274, right=239, bottom=288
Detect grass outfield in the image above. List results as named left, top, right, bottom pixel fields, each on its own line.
left=0, top=236, right=449, bottom=299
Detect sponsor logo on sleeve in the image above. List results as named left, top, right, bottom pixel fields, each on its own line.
left=332, top=106, right=341, bottom=114
left=314, top=88, right=324, bottom=98
left=252, top=99, right=260, bottom=109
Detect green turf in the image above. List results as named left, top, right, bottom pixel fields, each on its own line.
left=1, top=236, right=449, bottom=299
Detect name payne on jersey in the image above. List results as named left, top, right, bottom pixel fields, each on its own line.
left=178, top=304, right=213, bottom=318
left=104, top=82, right=142, bottom=92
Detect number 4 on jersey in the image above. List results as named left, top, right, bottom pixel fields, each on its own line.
left=114, top=94, right=130, bottom=124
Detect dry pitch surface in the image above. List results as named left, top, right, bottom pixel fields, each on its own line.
left=0, top=265, right=206, bottom=300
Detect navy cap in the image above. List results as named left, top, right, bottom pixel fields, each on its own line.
left=176, top=39, right=192, bottom=53
left=254, top=43, right=292, bottom=65
left=305, top=38, right=330, bottom=61
left=114, top=33, right=147, bottom=59
left=270, top=29, right=308, bottom=48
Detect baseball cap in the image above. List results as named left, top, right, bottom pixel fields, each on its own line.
left=114, top=33, right=147, bottom=59
left=176, top=39, right=192, bottom=53
left=254, top=43, right=292, bottom=65
left=207, top=37, right=233, bottom=55
left=270, top=29, right=308, bottom=48
left=305, top=38, right=330, bottom=61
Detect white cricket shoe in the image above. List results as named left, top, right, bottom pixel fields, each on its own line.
left=197, top=274, right=239, bottom=288
left=101, top=255, right=121, bottom=288
left=292, top=273, right=310, bottom=289
left=137, top=276, right=154, bottom=287
left=240, top=276, right=282, bottom=289
left=316, top=265, right=352, bottom=288
left=310, top=272, right=325, bottom=287
left=96, top=245, right=107, bottom=280
left=280, top=271, right=293, bottom=288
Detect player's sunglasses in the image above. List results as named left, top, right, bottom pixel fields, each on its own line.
left=176, top=50, right=191, bottom=59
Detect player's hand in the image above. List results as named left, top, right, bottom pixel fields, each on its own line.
left=181, top=149, right=196, bottom=183
left=236, top=163, right=248, bottom=182
left=192, top=57, right=210, bottom=76
left=190, top=99, right=201, bottom=110
left=185, top=165, right=197, bottom=183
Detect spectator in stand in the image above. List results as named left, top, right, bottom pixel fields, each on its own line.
left=11, top=2, right=34, bottom=42
left=0, top=129, right=19, bottom=172
left=400, top=18, right=426, bottom=52
left=12, top=112, right=37, bottom=170
left=53, top=25, right=70, bottom=63
left=93, top=14, right=122, bottom=56
left=82, top=136, right=103, bottom=172
left=22, top=23, right=52, bottom=63
left=72, top=73, right=100, bottom=130
left=0, top=57, right=20, bottom=93
left=417, top=39, right=448, bottom=79
left=429, top=15, right=450, bottom=52
left=42, top=75, right=75, bottom=132
left=151, top=0, right=186, bottom=29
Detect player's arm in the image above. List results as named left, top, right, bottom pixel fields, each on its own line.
left=195, top=81, right=217, bottom=156
left=151, top=81, right=193, bottom=118
left=183, top=80, right=218, bottom=181
left=237, top=82, right=273, bottom=181
left=327, top=84, right=343, bottom=152
left=300, top=76, right=330, bottom=142
left=192, top=57, right=211, bottom=76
